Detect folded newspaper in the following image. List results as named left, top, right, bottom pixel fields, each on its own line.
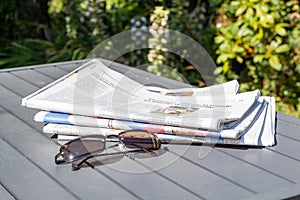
left=22, top=59, right=276, bottom=146
left=40, top=96, right=275, bottom=146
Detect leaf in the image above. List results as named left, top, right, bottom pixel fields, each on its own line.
left=223, top=62, right=230, bottom=73
left=238, top=25, right=253, bottom=37
left=257, top=27, right=264, bottom=40
left=275, top=25, right=287, bottom=36
left=214, top=36, right=224, bottom=44
left=275, top=44, right=290, bottom=53
left=295, top=64, right=300, bottom=73
left=214, top=67, right=223, bottom=75
left=269, top=55, right=282, bottom=71
left=217, top=54, right=228, bottom=64
left=236, top=56, right=243, bottom=63
left=270, top=40, right=280, bottom=48
left=265, top=14, right=274, bottom=25
left=11, top=42, right=31, bottom=53
left=275, top=36, right=283, bottom=44
left=253, top=55, right=264, bottom=63
left=219, top=42, right=231, bottom=51
left=233, top=45, right=244, bottom=53
left=231, top=1, right=240, bottom=7
left=25, top=39, right=54, bottom=48
left=220, top=27, right=234, bottom=39
left=255, top=5, right=263, bottom=18
left=245, top=7, right=254, bottom=19
left=235, top=5, right=247, bottom=16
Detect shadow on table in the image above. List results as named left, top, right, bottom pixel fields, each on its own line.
left=71, top=146, right=169, bottom=170
left=71, top=142, right=265, bottom=171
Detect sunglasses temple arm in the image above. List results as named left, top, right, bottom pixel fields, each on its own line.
left=105, top=143, right=119, bottom=150
left=72, top=159, right=94, bottom=171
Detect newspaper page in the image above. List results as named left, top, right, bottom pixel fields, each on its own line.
left=22, top=59, right=258, bottom=131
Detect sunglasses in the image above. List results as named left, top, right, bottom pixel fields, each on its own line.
left=55, top=130, right=161, bottom=170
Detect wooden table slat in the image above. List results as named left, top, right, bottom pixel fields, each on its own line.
left=0, top=183, right=16, bottom=200
left=168, top=145, right=294, bottom=193
left=220, top=147, right=300, bottom=183
left=0, top=73, right=39, bottom=97
left=34, top=67, right=71, bottom=80
left=0, top=137, right=78, bottom=200
left=276, top=119, right=300, bottom=141
left=277, top=112, right=300, bottom=126
left=10, top=70, right=54, bottom=88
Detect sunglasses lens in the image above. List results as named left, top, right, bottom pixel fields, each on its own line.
left=119, top=131, right=161, bottom=150
left=60, top=135, right=106, bottom=161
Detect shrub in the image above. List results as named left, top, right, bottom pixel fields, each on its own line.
left=214, top=0, right=300, bottom=117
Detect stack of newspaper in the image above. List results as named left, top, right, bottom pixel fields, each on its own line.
left=22, top=59, right=276, bottom=146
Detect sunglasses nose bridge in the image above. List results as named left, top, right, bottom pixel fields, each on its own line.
left=120, top=133, right=161, bottom=150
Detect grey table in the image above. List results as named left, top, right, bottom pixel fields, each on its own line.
left=0, top=60, right=300, bottom=200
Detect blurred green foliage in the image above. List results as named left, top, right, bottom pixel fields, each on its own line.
left=0, top=0, right=299, bottom=117
left=214, top=0, right=300, bottom=117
